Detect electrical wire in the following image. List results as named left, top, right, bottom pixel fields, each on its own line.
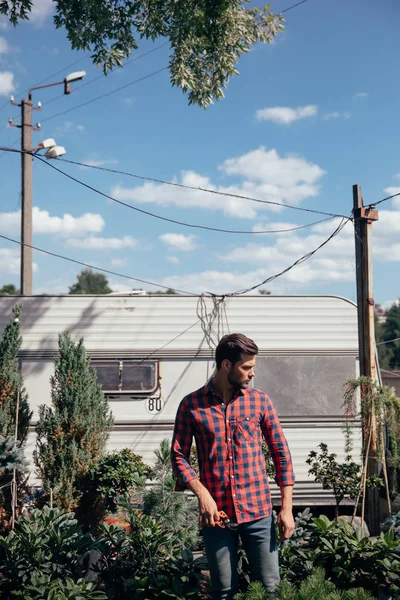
left=227, top=217, right=351, bottom=296
left=281, top=0, right=310, bottom=13
left=367, top=191, right=400, bottom=209
left=0, top=138, right=19, bottom=162
left=40, top=67, right=168, bottom=124
left=42, top=43, right=169, bottom=107
left=24, top=152, right=338, bottom=235
left=0, top=233, right=196, bottom=296
left=377, top=337, right=400, bottom=346
left=55, top=156, right=350, bottom=220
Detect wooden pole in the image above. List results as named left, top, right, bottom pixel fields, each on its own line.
left=353, top=184, right=380, bottom=535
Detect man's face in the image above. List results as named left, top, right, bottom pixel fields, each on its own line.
left=226, top=353, right=256, bottom=390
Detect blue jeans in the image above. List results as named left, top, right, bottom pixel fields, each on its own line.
left=202, top=515, right=279, bottom=600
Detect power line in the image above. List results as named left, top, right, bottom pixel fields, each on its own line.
left=227, top=217, right=351, bottom=296
left=377, top=337, right=400, bottom=346
left=32, top=154, right=340, bottom=235
left=281, top=0, right=310, bottom=13
left=0, top=138, right=19, bottom=162
left=367, top=191, right=400, bottom=209
left=40, top=67, right=168, bottom=124
left=0, top=233, right=196, bottom=296
left=42, top=43, right=168, bottom=107
left=56, top=156, right=350, bottom=220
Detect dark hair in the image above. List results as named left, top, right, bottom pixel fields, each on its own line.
left=215, top=333, right=258, bottom=370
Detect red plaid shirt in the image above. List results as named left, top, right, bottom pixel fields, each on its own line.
left=171, top=380, right=294, bottom=524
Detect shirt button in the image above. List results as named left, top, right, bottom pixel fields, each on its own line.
left=233, top=494, right=236, bottom=497
left=245, top=417, right=250, bottom=420
left=231, top=475, right=234, bottom=479
left=227, top=437, right=231, bottom=442
left=229, top=455, right=233, bottom=460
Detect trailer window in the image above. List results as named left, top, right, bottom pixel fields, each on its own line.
left=91, top=360, right=158, bottom=395
left=254, top=356, right=357, bottom=417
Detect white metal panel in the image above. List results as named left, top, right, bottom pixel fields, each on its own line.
left=0, top=295, right=358, bottom=354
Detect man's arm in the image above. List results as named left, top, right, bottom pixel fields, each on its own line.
left=277, top=485, right=295, bottom=541
left=171, top=399, right=219, bottom=526
left=261, top=395, right=295, bottom=540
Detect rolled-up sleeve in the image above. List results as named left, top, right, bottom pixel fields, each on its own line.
left=171, top=398, right=198, bottom=484
left=261, top=395, right=295, bottom=487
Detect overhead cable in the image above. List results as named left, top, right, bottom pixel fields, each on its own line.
left=29, top=153, right=340, bottom=234
left=40, top=67, right=168, bottom=124
left=376, top=337, right=400, bottom=346
left=56, top=156, right=350, bottom=220
left=0, top=233, right=196, bottom=296
left=43, top=43, right=168, bottom=107
left=281, top=0, right=310, bottom=13
left=227, top=217, right=351, bottom=296
left=367, top=191, right=400, bottom=209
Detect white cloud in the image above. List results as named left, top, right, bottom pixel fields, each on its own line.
left=0, top=71, right=15, bottom=96
left=67, top=236, right=138, bottom=250
left=0, top=36, right=8, bottom=55
left=0, top=207, right=105, bottom=237
left=112, top=147, right=325, bottom=220
left=54, top=121, right=85, bottom=135
left=323, top=112, right=351, bottom=120
left=166, top=256, right=180, bottom=264
left=383, top=186, right=400, bottom=209
left=0, top=18, right=8, bottom=30
left=29, top=0, right=53, bottom=24
left=255, top=105, right=318, bottom=125
left=354, top=92, right=369, bottom=98
left=159, top=233, right=197, bottom=252
left=110, top=257, right=128, bottom=267
left=0, top=248, right=38, bottom=275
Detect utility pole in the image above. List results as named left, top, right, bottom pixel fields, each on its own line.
left=8, top=70, right=86, bottom=295
left=353, top=184, right=380, bottom=535
left=21, top=100, right=33, bottom=296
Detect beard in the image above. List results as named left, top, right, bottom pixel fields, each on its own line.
left=227, top=370, right=252, bottom=391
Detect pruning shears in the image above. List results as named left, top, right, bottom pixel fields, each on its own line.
left=216, top=510, right=239, bottom=530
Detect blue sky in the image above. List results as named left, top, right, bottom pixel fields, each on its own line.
left=0, top=0, right=399, bottom=305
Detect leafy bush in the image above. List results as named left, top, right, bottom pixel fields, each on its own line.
left=12, top=574, right=106, bottom=599
left=0, top=506, right=97, bottom=597
left=279, top=513, right=400, bottom=597
left=139, top=439, right=199, bottom=551
left=77, top=448, right=151, bottom=531
left=234, top=568, right=375, bottom=600
left=382, top=510, right=400, bottom=539
left=99, top=505, right=206, bottom=599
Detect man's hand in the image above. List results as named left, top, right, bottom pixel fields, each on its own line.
left=277, top=507, right=295, bottom=541
left=187, top=479, right=220, bottom=527
left=198, top=489, right=220, bottom=527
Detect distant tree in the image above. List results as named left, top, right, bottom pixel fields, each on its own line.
left=381, top=301, right=400, bottom=370
left=68, top=269, right=112, bottom=295
left=150, top=289, right=177, bottom=295
left=1, top=1, right=284, bottom=108
left=35, top=333, right=114, bottom=512
left=0, top=305, right=32, bottom=525
left=0, top=285, right=20, bottom=296
left=258, top=289, right=271, bottom=295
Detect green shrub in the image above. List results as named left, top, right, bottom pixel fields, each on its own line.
left=234, top=568, right=375, bottom=600
left=279, top=513, right=400, bottom=597
left=77, top=448, right=151, bottom=531
left=99, top=505, right=206, bottom=599
left=12, top=574, right=106, bottom=599
left=0, top=506, right=97, bottom=597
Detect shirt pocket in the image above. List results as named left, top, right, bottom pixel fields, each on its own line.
left=232, top=416, right=260, bottom=442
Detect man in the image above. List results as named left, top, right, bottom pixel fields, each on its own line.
left=171, top=333, right=295, bottom=600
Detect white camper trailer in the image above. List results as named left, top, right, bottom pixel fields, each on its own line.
left=0, top=294, right=361, bottom=506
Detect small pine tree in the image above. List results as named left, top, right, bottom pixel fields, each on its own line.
left=34, top=332, right=114, bottom=512
left=0, top=305, right=32, bottom=523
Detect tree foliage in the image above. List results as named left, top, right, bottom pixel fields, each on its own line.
left=1, top=1, right=284, bottom=108
left=381, top=301, right=400, bottom=370
left=68, top=269, right=112, bottom=295
left=34, top=332, right=114, bottom=511
left=0, top=284, right=20, bottom=296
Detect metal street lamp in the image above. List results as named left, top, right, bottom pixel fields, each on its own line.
left=9, top=71, right=86, bottom=295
